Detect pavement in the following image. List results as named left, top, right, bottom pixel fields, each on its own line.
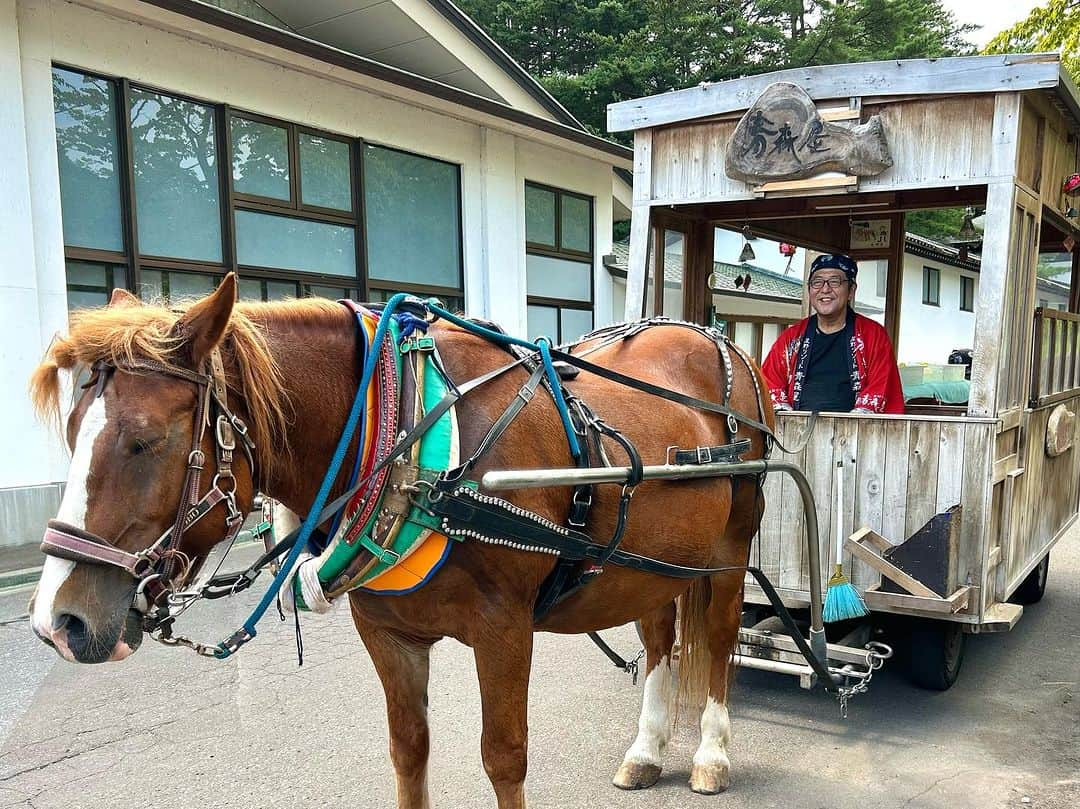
left=0, top=527, right=1077, bottom=809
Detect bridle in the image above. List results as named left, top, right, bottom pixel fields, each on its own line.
left=40, top=349, right=256, bottom=618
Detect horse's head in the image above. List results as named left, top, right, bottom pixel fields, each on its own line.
left=27, top=275, right=273, bottom=663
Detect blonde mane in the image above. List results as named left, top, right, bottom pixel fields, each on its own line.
left=28, top=298, right=327, bottom=478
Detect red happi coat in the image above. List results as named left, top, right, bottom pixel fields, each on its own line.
left=761, top=312, right=905, bottom=414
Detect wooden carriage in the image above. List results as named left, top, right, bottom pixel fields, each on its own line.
left=607, top=54, right=1080, bottom=688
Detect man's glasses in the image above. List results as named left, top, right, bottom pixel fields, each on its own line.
left=808, top=277, right=848, bottom=290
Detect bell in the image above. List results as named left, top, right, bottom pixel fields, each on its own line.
left=738, top=241, right=756, bottom=263
left=957, top=210, right=978, bottom=241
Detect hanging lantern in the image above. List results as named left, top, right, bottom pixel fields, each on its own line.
left=1064, top=173, right=1080, bottom=196
left=779, top=242, right=797, bottom=256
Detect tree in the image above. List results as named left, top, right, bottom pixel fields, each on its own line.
left=458, top=0, right=976, bottom=136
left=984, top=0, right=1080, bottom=83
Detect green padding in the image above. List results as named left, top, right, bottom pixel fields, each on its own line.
left=903, top=379, right=970, bottom=404
left=296, top=341, right=457, bottom=605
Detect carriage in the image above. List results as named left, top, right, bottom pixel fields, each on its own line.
left=605, top=53, right=1080, bottom=689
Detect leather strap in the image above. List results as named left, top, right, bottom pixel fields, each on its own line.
left=673, top=438, right=752, bottom=466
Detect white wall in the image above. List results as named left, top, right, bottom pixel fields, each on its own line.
left=2, top=0, right=617, bottom=499
left=895, top=257, right=979, bottom=365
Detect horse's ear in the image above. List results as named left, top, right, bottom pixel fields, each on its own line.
left=109, top=288, right=140, bottom=307
left=172, top=273, right=237, bottom=365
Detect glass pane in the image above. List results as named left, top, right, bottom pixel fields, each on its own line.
left=131, top=89, right=222, bottom=261
left=560, top=194, right=591, bottom=253
left=306, top=284, right=348, bottom=300
left=364, top=145, right=462, bottom=288
left=300, top=133, right=351, bottom=211
left=525, top=185, right=555, bottom=246
left=266, top=280, right=296, bottom=300
left=235, top=210, right=356, bottom=277
left=231, top=117, right=290, bottom=200
left=66, top=261, right=125, bottom=310
left=139, top=269, right=216, bottom=302
left=52, top=68, right=124, bottom=252
left=238, top=278, right=263, bottom=301
left=560, top=307, right=593, bottom=343
left=525, top=253, right=591, bottom=302
left=368, top=288, right=462, bottom=312
left=527, top=304, right=558, bottom=341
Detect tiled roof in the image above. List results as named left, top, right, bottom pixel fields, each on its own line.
left=605, top=241, right=804, bottom=300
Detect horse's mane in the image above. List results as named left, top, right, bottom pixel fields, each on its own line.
left=28, top=298, right=322, bottom=478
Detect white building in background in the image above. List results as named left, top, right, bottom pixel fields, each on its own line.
left=0, top=0, right=632, bottom=549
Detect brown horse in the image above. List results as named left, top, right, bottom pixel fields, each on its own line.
left=28, top=274, right=773, bottom=808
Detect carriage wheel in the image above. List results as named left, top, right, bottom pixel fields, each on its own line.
left=1008, top=553, right=1050, bottom=606
left=906, top=620, right=965, bottom=691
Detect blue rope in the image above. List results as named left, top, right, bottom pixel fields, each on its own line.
left=321, top=310, right=370, bottom=551
left=214, top=293, right=408, bottom=658
left=424, top=300, right=580, bottom=459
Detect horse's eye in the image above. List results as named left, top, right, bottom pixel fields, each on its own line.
left=129, top=438, right=160, bottom=456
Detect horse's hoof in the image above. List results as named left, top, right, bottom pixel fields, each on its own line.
left=689, top=762, right=730, bottom=794
left=613, top=761, right=662, bottom=790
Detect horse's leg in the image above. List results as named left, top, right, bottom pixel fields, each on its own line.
left=612, top=600, right=677, bottom=790
left=473, top=625, right=533, bottom=809
left=351, top=610, right=434, bottom=809
left=688, top=481, right=762, bottom=794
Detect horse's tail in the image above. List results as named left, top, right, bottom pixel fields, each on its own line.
left=675, top=577, right=712, bottom=713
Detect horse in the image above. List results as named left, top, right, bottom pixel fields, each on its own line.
left=28, top=274, right=774, bottom=808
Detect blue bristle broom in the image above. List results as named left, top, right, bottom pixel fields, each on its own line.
left=822, top=460, right=869, bottom=623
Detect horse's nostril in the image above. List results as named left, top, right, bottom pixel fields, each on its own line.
left=54, top=612, right=90, bottom=650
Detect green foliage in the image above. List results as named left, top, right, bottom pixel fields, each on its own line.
left=905, top=208, right=968, bottom=241
left=457, top=0, right=976, bottom=136
left=984, top=0, right=1080, bottom=83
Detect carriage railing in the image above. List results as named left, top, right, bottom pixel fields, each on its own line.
left=1030, top=307, right=1080, bottom=408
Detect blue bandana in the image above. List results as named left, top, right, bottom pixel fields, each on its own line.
left=809, top=253, right=858, bottom=282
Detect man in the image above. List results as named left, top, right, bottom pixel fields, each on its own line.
left=761, top=253, right=904, bottom=414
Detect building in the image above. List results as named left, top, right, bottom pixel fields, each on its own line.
left=0, top=0, right=632, bottom=549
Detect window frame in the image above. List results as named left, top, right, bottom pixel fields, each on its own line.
left=524, top=181, right=594, bottom=343
left=959, top=274, right=975, bottom=312
left=922, top=266, right=941, bottom=307
left=52, top=64, right=465, bottom=308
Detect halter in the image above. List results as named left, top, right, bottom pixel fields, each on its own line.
left=40, top=349, right=256, bottom=615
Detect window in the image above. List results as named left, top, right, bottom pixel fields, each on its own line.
left=363, top=144, right=463, bottom=299
left=52, top=67, right=464, bottom=309
left=1039, top=298, right=1050, bottom=309
left=130, top=88, right=222, bottom=262
left=960, top=275, right=975, bottom=312
left=876, top=263, right=887, bottom=298
left=525, top=182, right=593, bottom=343
left=922, top=266, right=940, bottom=306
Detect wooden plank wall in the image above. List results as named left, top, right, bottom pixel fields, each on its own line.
left=648, top=96, right=998, bottom=205
left=750, top=413, right=995, bottom=603
left=998, top=394, right=1080, bottom=599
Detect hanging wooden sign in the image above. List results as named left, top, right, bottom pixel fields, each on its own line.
left=850, top=219, right=891, bottom=250
left=725, top=82, right=893, bottom=184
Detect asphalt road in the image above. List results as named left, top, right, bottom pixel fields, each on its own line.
left=1, top=528, right=1077, bottom=809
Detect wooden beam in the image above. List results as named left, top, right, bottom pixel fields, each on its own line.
left=608, top=53, right=1062, bottom=132
left=753, top=174, right=858, bottom=196
left=884, top=212, right=905, bottom=351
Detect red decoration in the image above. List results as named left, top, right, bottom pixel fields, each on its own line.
left=1064, top=173, right=1080, bottom=196
left=779, top=242, right=797, bottom=256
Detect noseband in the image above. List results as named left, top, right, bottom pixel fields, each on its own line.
left=40, top=349, right=255, bottom=613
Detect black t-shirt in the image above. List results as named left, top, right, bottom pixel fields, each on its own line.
left=798, top=327, right=856, bottom=412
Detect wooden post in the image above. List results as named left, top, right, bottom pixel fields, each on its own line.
left=884, top=212, right=905, bottom=351
left=625, top=129, right=653, bottom=321
left=1069, top=248, right=1080, bottom=313
left=683, top=220, right=715, bottom=324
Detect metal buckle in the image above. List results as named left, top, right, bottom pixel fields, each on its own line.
left=188, top=449, right=206, bottom=470
left=696, top=446, right=711, bottom=464
left=727, top=414, right=739, bottom=435
left=215, top=415, right=236, bottom=451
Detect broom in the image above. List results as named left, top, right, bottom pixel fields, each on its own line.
left=822, top=460, right=869, bottom=623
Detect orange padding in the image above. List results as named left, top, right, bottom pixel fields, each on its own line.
left=361, top=532, right=451, bottom=592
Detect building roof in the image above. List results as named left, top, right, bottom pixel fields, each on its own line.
left=608, top=53, right=1080, bottom=134
left=604, top=240, right=805, bottom=300
left=905, top=232, right=982, bottom=272
left=141, top=0, right=631, bottom=162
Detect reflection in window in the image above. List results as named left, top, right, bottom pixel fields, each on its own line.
left=560, top=194, right=591, bottom=253
left=235, top=210, right=356, bottom=277
left=525, top=185, right=556, bottom=247
left=526, top=304, right=592, bottom=344
left=65, top=261, right=125, bottom=310
left=364, top=145, right=462, bottom=290
left=231, top=117, right=290, bottom=200
left=130, top=88, right=222, bottom=261
left=299, top=134, right=351, bottom=211
left=52, top=68, right=124, bottom=252
left=140, top=269, right=217, bottom=302
left=239, top=278, right=300, bottom=301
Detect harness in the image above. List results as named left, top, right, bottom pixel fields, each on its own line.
left=40, top=351, right=255, bottom=614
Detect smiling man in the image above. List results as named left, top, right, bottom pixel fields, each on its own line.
left=761, top=253, right=904, bottom=414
